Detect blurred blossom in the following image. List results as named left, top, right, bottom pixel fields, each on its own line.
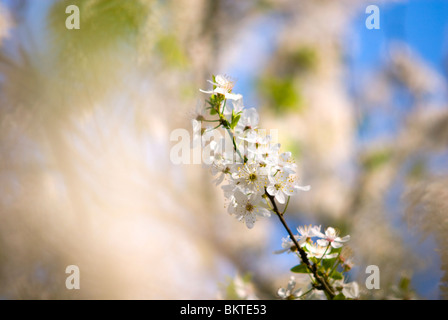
left=0, top=3, right=12, bottom=43
left=0, top=0, right=447, bottom=300
left=405, top=177, right=448, bottom=298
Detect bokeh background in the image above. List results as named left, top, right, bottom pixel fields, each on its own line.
left=0, top=0, right=447, bottom=299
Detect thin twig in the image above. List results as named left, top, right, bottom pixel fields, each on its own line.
left=218, top=96, right=335, bottom=299
left=265, top=191, right=336, bottom=299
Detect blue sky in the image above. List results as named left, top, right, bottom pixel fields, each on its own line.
left=352, top=0, right=448, bottom=73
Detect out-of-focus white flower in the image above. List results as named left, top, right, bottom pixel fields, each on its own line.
left=236, top=107, right=259, bottom=133
left=342, top=281, right=359, bottom=299
left=274, top=235, right=297, bottom=254
left=211, top=158, right=235, bottom=186
left=315, top=227, right=350, bottom=249
left=240, top=130, right=271, bottom=148
left=221, top=181, right=237, bottom=202
left=233, top=274, right=259, bottom=300
left=191, top=100, right=207, bottom=122
left=277, top=277, right=303, bottom=300
left=224, top=98, right=245, bottom=119
left=306, top=290, right=327, bottom=300
left=191, top=119, right=202, bottom=148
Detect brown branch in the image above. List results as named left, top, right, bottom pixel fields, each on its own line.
left=264, top=191, right=336, bottom=299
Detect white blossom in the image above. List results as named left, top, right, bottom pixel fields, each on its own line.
left=297, top=225, right=322, bottom=242
left=266, top=170, right=296, bottom=204
left=200, top=74, right=242, bottom=101
left=342, top=281, right=360, bottom=299
left=236, top=107, right=259, bottom=133
left=314, top=227, right=350, bottom=249
left=277, top=277, right=303, bottom=300
left=227, top=190, right=270, bottom=229
left=232, top=163, right=268, bottom=195
left=305, top=242, right=338, bottom=259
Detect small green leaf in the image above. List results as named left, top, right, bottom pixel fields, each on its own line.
left=230, top=114, right=241, bottom=130
left=291, top=264, right=310, bottom=274
left=329, top=271, right=343, bottom=280
left=333, top=293, right=346, bottom=300
left=212, top=75, right=217, bottom=89
left=322, top=258, right=337, bottom=270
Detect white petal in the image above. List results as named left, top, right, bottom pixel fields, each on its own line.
left=277, top=288, right=287, bottom=298
left=317, top=239, right=329, bottom=247
left=325, top=227, right=336, bottom=237
left=266, top=185, right=276, bottom=196
left=310, top=226, right=323, bottom=237
left=232, top=99, right=244, bottom=113
left=227, top=203, right=236, bottom=215
left=342, top=282, right=359, bottom=299
left=213, top=173, right=225, bottom=186
left=295, top=185, right=311, bottom=191
left=313, top=230, right=326, bottom=239
left=257, top=207, right=271, bottom=218
left=245, top=108, right=259, bottom=127
left=234, top=189, right=248, bottom=204
left=225, top=92, right=243, bottom=101
left=245, top=213, right=256, bottom=229
left=276, top=191, right=286, bottom=204
left=331, top=242, right=343, bottom=249
left=287, top=278, right=296, bottom=291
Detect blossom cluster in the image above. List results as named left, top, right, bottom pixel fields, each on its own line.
left=195, top=74, right=310, bottom=229
left=276, top=225, right=358, bottom=299
left=277, top=275, right=359, bottom=300
left=194, top=74, right=358, bottom=300
left=277, top=225, right=350, bottom=259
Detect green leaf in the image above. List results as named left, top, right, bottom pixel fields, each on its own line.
left=291, top=264, right=310, bottom=274
left=329, top=271, right=343, bottom=280
left=212, top=75, right=217, bottom=90
left=333, top=293, right=346, bottom=300
left=322, top=258, right=337, bottom=270
left=310, top=257, right=318, bottom=265
left=230, top=114, right=241, bottom=130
